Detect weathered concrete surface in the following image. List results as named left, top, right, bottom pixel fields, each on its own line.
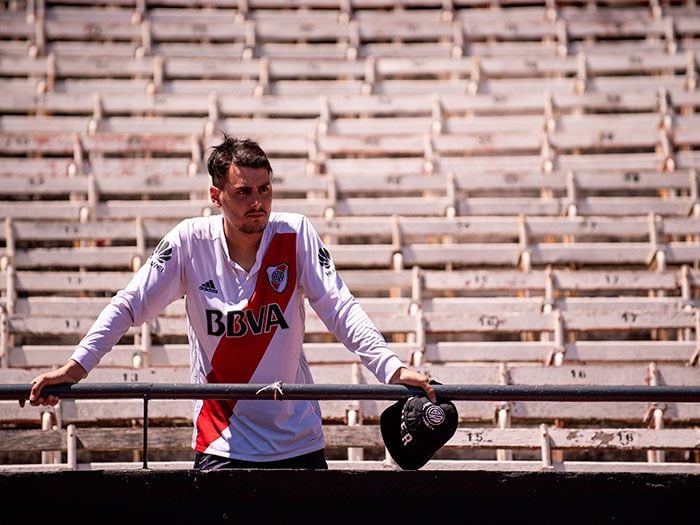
left=1, top=469, right=697, bottom=523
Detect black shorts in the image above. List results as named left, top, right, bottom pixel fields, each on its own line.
left=193, top=448, right=328, bottom=470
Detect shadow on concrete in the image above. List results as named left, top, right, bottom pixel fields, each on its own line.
left=2, top=469, right=697, bottom=523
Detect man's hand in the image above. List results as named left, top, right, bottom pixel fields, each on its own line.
left=20, top=360, right=87, bottom=408
left=389, top=367, right=437, bottom=403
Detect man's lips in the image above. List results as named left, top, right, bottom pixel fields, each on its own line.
left=246, top=210, right=266, bottom=218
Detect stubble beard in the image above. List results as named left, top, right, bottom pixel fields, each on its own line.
left=238, top=221, right=267, bottom=235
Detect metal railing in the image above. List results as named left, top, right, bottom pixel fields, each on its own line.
left=2, top=382, right=700, bottom=470
left=4, top=382, right=700, bottom=401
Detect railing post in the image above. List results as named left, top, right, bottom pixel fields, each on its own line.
left=142, top=394, right=149, bottom=470
left=540, top=424, right=553, bottom=470
left=40, top=411, right=59, bottom=465
left=67, top=424, right=77, bottom=470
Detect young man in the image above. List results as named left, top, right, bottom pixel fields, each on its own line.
left=23, top=133, right=436, bottom=469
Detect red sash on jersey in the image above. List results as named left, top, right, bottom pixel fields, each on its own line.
left=195, top=232, right=297, bottom=453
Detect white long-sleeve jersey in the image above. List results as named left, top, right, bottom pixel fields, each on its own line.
left=70, top=212, right=404, bottom=461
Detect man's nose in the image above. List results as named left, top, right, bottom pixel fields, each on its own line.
left=249, top=192, right=263, bottom=206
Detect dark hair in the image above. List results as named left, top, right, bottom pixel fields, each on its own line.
left=206, top=132, right=273, bottom=189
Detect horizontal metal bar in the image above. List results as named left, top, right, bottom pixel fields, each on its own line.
left=3, top=383, right=700, bottom=402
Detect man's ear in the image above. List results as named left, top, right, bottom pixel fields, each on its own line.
left=209, top=185, right=221, bottom=207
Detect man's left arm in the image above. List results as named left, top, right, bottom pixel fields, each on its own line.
left=297, top=216, right=435, bottom=400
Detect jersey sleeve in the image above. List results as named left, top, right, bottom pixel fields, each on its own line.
left=296, top=216, right=404, bottom=384
left=70, top=221, right=189, bottom=373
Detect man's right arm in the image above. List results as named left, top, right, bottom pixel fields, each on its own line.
left=20, top=359, right=87, bottom=407
left=20, top=223, right=188, bottom=407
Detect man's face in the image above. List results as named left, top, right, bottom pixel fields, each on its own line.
left=210, top=164, right=272, bottom=235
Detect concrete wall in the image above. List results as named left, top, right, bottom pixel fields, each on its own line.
left=2, top=469, right=697, bottom=523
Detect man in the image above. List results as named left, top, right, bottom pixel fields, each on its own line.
left=23, top=133, right=436, bottom=469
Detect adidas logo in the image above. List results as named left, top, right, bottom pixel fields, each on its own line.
left=199, top=279, right=218, bottom=294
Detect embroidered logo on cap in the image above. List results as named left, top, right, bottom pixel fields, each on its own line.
left=423, top=403, right=446, bottom=428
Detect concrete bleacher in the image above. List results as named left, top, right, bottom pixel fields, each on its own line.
left=0, top=0, right=699, bottom=472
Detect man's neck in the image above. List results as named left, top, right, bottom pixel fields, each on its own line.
left=224, top=224, right=263, bottom=273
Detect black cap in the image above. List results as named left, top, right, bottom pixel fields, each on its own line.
left=380, top=383, right=458, bottom=470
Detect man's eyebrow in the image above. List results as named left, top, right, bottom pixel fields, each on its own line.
left=232, top=182, right=270, bottom=189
